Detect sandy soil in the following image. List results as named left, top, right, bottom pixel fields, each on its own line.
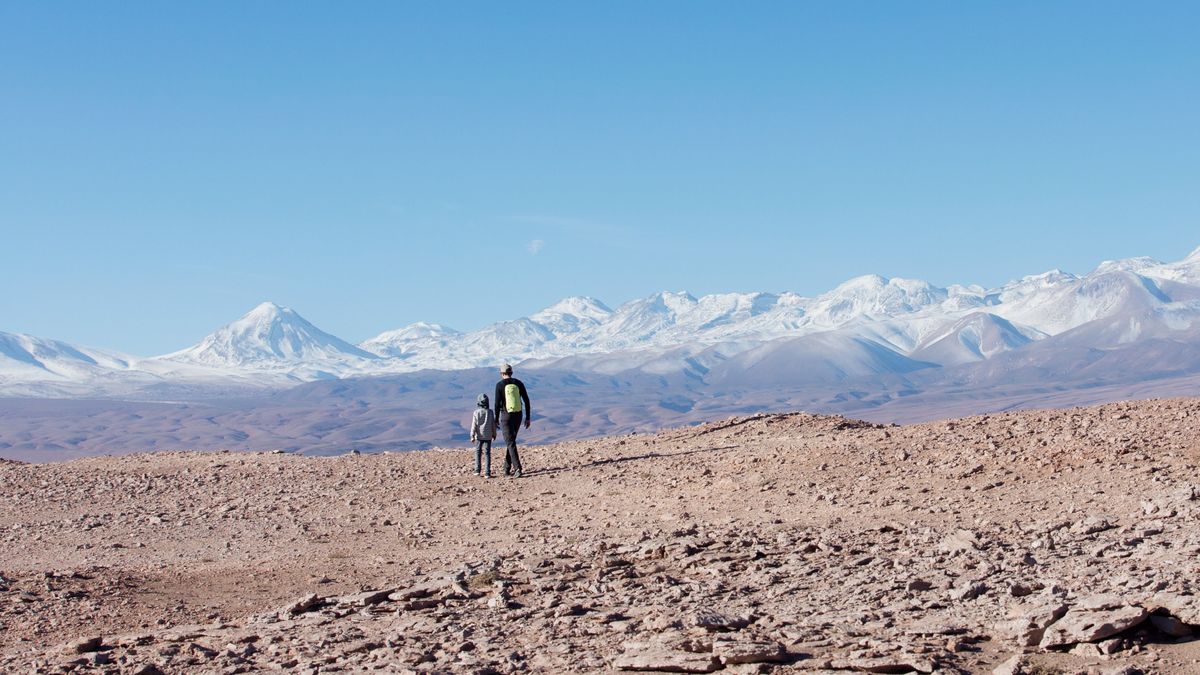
left=2, top=398, right=1199, bottom=673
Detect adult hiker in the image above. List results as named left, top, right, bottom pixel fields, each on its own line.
left=493, top=363, right=531, bottom=478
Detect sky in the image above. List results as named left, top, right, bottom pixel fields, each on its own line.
left=2, top=2, right=1198, bottom=355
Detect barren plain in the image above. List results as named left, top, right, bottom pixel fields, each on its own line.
left=2, top=398, right=1200, bottom=674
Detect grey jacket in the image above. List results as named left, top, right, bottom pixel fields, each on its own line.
left=470, top=407, right=496, bottom=442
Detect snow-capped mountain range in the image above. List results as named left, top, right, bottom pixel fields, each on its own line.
left=3, top=245, right=1200, bottom=399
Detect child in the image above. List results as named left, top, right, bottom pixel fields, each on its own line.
left=469, top=393, right=497, bottom=478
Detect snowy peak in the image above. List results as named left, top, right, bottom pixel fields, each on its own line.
left=621, top=291, right=700, bottom=318
left=830, top=274, right=888, bottom=292
left=359, top=322, right=460, bottom=358
left=0, top=331, right=133, bottom=374
left=163, top=302, right=376, bottom=369
left=993, top=270, right=1172, bottom=336
left=1009, top=269, right=1078, bottom=288
left=602, top=291, right=699, bottom=341
left=0, top=331, right=152, bottom=397
left=247, top=301, right=285, bottom=319
left=532, top=296, right=612, bottom=322
left=399, top=321, right=459, bottom=338
left=1, top=332, right=94, bottom=371
left=1126, top=247, right=1200, bottom=285
left=529, top=297, right=613, bottom=337
left=1092, top=257, right=1162, bottom=276
left=814, top=275, right=946, bottom=322
left=692, top=292, right=779, bottom=328
left=360, top=322, right=460, bottom=357
left=912, top=312, right=1033, bottom=366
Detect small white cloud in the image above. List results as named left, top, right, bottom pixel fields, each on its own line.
left=527, top=239, right=545, bottom=255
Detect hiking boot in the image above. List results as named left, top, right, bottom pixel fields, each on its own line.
left=514, top=470, right=524, bottom=478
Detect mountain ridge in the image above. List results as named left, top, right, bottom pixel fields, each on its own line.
left=2, top=245, right=1199, bottom=399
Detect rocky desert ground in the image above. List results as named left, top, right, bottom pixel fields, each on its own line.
left=2, top=398, right=1200, bottom=674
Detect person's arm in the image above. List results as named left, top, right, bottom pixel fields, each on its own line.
left=519, top=379, right=531, bottom=426
left=470, top=410, right=478, bottom=442
left=494, top=381, right=503, bottom=419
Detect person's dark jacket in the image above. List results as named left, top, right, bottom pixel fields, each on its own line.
left=494, top=377, right=531, bottom=420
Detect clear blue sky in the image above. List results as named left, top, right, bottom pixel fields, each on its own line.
left=2, top=2, right=1197, bottom=355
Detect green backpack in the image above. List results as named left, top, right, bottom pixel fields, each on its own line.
left=504, top=383, right=522, bottom=413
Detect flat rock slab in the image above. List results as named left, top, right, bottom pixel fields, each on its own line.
left=1076, top=594, right=1126, bottom=611
left=991, top=654, right=1030, bottom=675
left=938, top=529, right=980, bottom=553
left=334, top=589, right=393, bottom=607
left=389, top=580, right=445, bottom=601
left=830, top=654, right=937, bottom=673
left=995, top=603, right=1069, bottom=646
left=904, top=619, right=969, bottom=636
left=613, top=643, right=720, bottom=672
left=1147, top=592, right=1200, bottom=626
left=280, top=593, right=323, bottom=616
left=1040, top=604, right=1149, bottom=648
left=712, top=637, right=785, bottom=664
left=65, top=636, right=103, bottom=654
left=157, top=625, right=212, bottom=642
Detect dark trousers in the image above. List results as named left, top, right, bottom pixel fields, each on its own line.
left=501, top=411, right=523, bottom=475
left=475, top=440, right=491, bottom=475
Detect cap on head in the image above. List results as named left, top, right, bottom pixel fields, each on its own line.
left=501, top=363, right=513, bottom=375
